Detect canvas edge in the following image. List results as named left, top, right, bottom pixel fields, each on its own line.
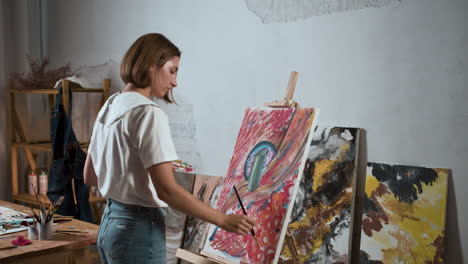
left=438, top=168, right=450, bottom=263
left=346, top=128, right=362, bottom=263
left=356, top=163, right=374, bottom=261
left=350, top=128, right=368, bottom=264
left=272, top=108, right=320, bottom=264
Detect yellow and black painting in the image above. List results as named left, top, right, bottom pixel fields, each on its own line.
left=360, top=163, right=448, bottom=264
left=280, top=127, right=360, bottom=263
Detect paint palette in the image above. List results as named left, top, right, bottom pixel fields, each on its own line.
left=172, top=160, right=194, bottom=173
left=0, top=206, right=29, bottom=235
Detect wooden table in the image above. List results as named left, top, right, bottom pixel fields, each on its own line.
left=0, top=200, right=100, bottom=264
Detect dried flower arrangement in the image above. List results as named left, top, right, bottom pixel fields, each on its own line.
left=10, top=55, right=76, bottom=89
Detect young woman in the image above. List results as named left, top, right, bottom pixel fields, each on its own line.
left=84, top=33, right=255, bottom=264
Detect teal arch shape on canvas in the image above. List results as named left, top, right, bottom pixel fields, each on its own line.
left=244, top=141, right=277, bottom=191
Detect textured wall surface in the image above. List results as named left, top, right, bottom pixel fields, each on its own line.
left=0, top=1, right=8, bottom=200
left=245, top=0, right=402, bottom=23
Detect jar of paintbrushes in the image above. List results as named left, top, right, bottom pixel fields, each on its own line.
left=29, top=189, right=64, bottom=240
left=38, top=210, right=53, bottom=240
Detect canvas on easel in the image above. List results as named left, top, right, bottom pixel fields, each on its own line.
left=359, top=163, right=449, bottom=263
left=280, top=127, right=361, bottom=263
left=201, top=107, right=319, bottom=263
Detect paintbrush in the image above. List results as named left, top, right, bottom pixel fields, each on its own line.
left=0, top=245, right=17, bottom=250
left=53, top=218, right=72, bottom=223
left=31, top=184, right=42, bottom=211
left=55, top=230, right=88, bottom=233
left=39, top=197, right=46, bottom=212
left=30, top=207, right=41, bottom=223
left=233, top=186, right=261, bottom=249
left=54, top=196, right=64, bottom=212
left=53, top=215, right=74, bottom=218
left=46, top=196, right=64, bottom=222
left=46, top=199, right=53, bottom=218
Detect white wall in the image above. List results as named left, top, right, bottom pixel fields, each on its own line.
left=42, top=0, right=467, bottom=261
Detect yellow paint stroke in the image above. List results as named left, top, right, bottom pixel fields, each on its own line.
left=281, top=243, right=292, bottom=259
left=312, top=160, right=335, bottom=192
left=365, top=173, right=380, bottom=197
left=369, top=170, right=448, bottom=263
left=287, top=205, right=330, bottom=250
left=312, top=142, right=350, bottom=192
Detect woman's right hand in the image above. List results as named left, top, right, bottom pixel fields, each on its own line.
left=219, top=214, right=256, bottom=235
left=150, top=162, right=258, bottom=235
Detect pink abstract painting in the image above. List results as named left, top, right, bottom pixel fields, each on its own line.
left=202, top=107, right=319, bottom=264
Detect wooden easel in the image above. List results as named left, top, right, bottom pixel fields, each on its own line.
left=265, top=71, right=301, bottom=264
left=176, top=71, right=302, bottom=264
left=264, top=71, right=300, bottom=109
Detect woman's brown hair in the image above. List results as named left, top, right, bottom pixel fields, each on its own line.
left=120, top=33, right=181, bottom=103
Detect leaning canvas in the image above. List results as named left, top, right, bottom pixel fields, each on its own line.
left=359, top=163, right=449, bottom=264
left=280, top=127, right=361, bottom=263
left=180, top=174, right=224, bottom=264
left=166, top=171, right=195, bottom=264
left=202, top=107, right=319, bottom=264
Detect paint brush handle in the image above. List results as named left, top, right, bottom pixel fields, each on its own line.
left=233, top=186, right=247, bottom=214
left=233, top=186, right=256, bottom=237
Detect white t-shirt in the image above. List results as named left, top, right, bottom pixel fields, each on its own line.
left=88, top=91, right=178, bottom=208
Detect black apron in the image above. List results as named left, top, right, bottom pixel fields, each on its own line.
left=47, top=85, right=93, bottom=223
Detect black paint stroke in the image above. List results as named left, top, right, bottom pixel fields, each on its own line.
left=369, top=163, right=439, bottom=204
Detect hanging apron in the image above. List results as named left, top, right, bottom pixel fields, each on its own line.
left=47, top=86, right=93, bottom=223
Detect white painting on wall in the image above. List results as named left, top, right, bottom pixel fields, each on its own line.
left=245, top=0, right=402, bottom=23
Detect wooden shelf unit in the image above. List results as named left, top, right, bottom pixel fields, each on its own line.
left=8, top=79, right=111, bottom=209
left=12, top=141, right=90, bottom=153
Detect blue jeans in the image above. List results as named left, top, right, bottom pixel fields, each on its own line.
left=97, top=199, right=167, bottom=264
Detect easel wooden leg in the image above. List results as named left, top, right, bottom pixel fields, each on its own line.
left=285, top=231, right=300, bottom=264
left=176, top=249, right=225, bottom=264
left=264, top=71, right=302, bottom=264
